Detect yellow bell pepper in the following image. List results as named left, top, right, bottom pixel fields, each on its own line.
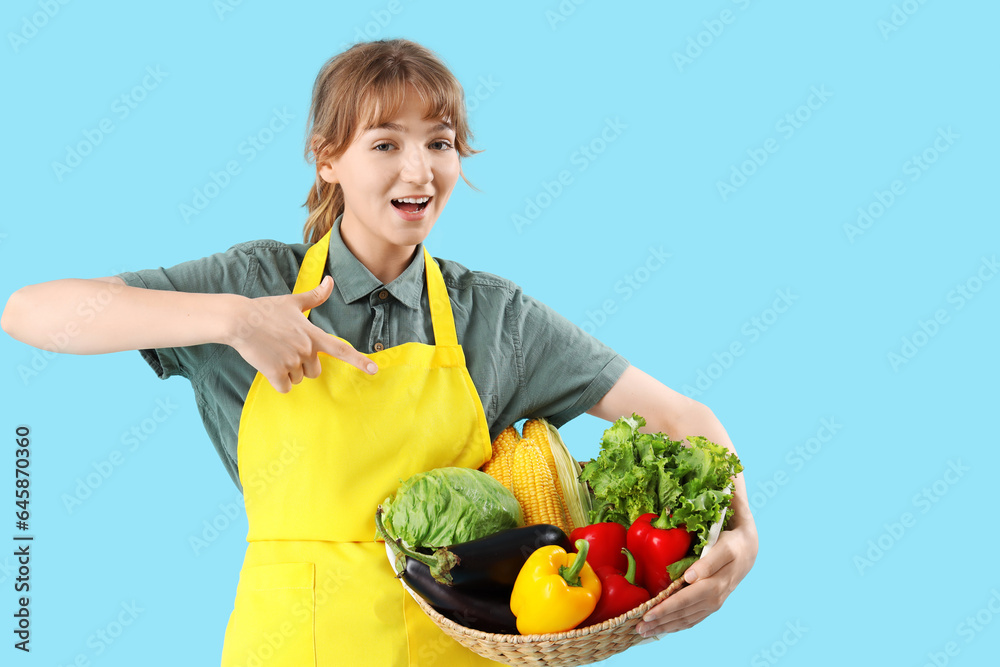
left=509, top=539, right=602, bottom=634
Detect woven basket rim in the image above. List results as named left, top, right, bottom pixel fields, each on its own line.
left=405, top=573, right=687, bottom=644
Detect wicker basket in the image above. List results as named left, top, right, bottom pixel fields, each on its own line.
left=401, top=574, right=687, bottom=666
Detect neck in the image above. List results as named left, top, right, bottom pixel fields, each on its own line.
left=337, top=218, right=417, bottom=285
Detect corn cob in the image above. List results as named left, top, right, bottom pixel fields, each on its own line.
left=521, top=418, right=577, bottom=532
left=481, top=422, right=576, bottom=532
left=480, top=425, right=519, bottom=491
left=511, top=439, right=566, bottom=529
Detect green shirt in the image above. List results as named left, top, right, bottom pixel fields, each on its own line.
left=117, top=217, right=629, bottom=493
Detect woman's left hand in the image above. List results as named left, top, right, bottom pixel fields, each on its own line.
left=634, top=520, right=758, bottom=638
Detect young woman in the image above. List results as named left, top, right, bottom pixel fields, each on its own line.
left=2, top=39, right=757, bottom=665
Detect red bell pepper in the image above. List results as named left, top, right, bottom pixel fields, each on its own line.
left=569, top=519, right=628, bottom=572
left=581, top=548, right=650, bottom=626
left=626, top=513, right=693, bottom=595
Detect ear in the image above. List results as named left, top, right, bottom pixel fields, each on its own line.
left=317, top=159, right=338, bottom=185
left=311, top=134, right=338, bottom=185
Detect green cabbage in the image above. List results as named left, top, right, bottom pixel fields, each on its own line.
left=381, top=467, right=524, bottom=548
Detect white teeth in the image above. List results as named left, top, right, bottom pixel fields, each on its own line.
left=393, top=196, right=430, bottom=204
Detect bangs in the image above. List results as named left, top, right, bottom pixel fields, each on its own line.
left=355, top=68, right=463, bottom=132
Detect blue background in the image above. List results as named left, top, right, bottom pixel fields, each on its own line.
left=2, top=1, right=998, bottom=665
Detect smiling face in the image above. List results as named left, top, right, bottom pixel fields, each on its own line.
left=317, top=85, right=460, bottom=271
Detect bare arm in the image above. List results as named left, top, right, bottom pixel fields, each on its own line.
left=587, top=365, right=758, bottom=636
left=1, top=276, right=240, bottom=355
left=1, top=275, right=377, bottom=392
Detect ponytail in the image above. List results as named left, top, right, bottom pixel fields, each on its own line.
left=302, top=174, right=343, bottom=244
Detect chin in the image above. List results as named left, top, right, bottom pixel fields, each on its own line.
left=390, top=224, right=435, bottom=247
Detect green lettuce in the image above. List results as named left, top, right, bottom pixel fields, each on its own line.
left=666, top=556, right=698, bottom=581
left=381, top=467, right=524, bottom=548
left=580, top=414, right=743, bottom=555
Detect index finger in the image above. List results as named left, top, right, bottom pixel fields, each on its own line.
left=314, top=332, right=378, bottom=375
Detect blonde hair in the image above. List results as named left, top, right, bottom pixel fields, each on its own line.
left=302, top=39, right=481, bottom=244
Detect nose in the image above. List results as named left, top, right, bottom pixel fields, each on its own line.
left=399, top=145, right=433, bottom=185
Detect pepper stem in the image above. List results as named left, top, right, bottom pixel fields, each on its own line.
left=594, top=504, right=609, bottom=524
left=559, top=539, right=590, bottom=587
left=622, top=548, right=638, bottom=585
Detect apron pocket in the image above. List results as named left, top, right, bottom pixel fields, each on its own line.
left=221, top=561, right=316, bottom=667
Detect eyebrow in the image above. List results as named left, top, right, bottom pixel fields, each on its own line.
left=366, top=120, right=453, bottom=134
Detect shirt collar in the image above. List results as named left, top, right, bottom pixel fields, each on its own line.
left=327, top=214, right=425, bottom=310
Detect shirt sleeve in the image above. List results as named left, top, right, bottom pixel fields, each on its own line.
left=501, top=288, right=630, bottom=428
left=114, top=243, right=260, bottom=380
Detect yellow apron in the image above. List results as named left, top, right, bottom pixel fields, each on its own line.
left=220, top=230, right=501, bottom=666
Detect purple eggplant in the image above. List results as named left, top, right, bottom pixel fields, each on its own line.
left=375, top=507, right=571, bottom=634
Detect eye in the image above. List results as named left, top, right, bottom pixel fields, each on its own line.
left=430, top=140, right=454, bottom=151
left=373, top=142, right=395, bottom=152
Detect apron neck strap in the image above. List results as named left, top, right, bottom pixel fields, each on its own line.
left=293, top=230, right=332, bottom=320
left=292, top=230, right=458, bottom=347
left=422, top=247, right=458, bottom=347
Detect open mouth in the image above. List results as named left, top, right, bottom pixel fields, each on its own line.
left=391, top=196, right=431, bottom=214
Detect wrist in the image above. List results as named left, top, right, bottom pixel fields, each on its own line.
left=214, top=294, right=253, bottom=347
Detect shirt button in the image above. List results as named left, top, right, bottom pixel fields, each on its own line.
left=374, top=342, right=385, bottom=352
left=378, top=289, right=389, bottom=300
